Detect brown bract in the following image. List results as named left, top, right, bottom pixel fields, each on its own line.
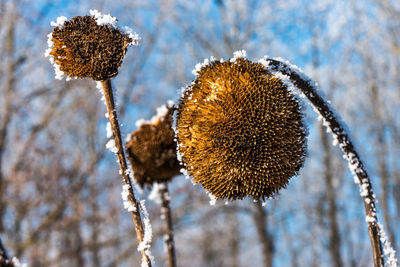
left=126, top=107, right=180, bottom=187
left=50, top=15, right=132, bottom=81
left=176, top=58, right=307, bottom=200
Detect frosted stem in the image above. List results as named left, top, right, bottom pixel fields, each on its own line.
left=265, top=58, right=384, bottom=267
left=100, top=79, right=152, bottom=267
left=0, top=236, right=11, bottom=266
left=160, top=183, right=177, bottom=267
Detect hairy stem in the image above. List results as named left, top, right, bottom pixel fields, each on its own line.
left=160, top=183, right=176, bottom=267
left=100, top=79, right=152, bottom=267
left=265, top=58, right=384, bottom=266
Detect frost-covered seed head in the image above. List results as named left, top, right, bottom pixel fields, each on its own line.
left=176, top=58, right=307, bottom=200
left=48, top=14, right=132, bottom=81
left=126, top=106, right=180, bottom=187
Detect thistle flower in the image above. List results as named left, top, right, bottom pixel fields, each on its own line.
left=175, top=55, right=307, bottom=200
left=45, top=10, right=139, bottom=81
left=126, top=103, right=180, bottom=187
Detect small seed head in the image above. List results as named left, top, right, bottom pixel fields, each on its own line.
left=176, top=58, right=307, bottom=200
left=49, top=15, right=132, bottom=81
left=126, top=106, right=180, bottom=187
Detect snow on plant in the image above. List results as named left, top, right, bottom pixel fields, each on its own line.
left=45, top=10, right=139, bottom=81
left=46, top=10, right=153, bottom=267
left=176, top=52, right=307, bottom=201
left=260, top=55, right=395, bottom=266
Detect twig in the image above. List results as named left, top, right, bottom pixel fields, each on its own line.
left=100, top=79, right=152, bottom=267
left=264, top=58, right=384, bottom=266
left=160, top=183, right=177, bottom=267
left=0, top=236, right=13, bottom=267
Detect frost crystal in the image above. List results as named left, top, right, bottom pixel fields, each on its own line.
left=135, top=101, right=174, bottom=128
left=89, top=9, right=117, bottom=28
left=106, top=122, right=113, bottom=138
left=122, top=26, right=141, bottom=46
left=192, top=57, right=211, bottom=76
left=208, top=192, right=216, bottom=205
left=137, top=200, right=155, bottom=266
left=45, top=32, right=68, bottom=80
left=378, top=223, right=398, bottom=267
left=230, top=50, right=247, bottom=62
left=365, top=216, right=376, bottom=223
left=50, top=16, right=67, bottom=27
left=148, top=183, right=166, bottom=204
left=11, top=256, right=27, bottom=267
left=360, top=183, right=369, bottom=197
left=121, top=184, right=136, bottom=212
left=106, top=139, right=118, bottom=153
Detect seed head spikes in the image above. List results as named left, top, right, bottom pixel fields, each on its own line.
left=45, top=10, right=139, bottom=81
left=126, top=104, right=180, bottom=187
left=175, top=55, right=307, bottom=200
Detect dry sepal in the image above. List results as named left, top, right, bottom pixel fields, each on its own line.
left=126, top=105, right=180, bottom=187
left=176, top=57, right=307, bottom=200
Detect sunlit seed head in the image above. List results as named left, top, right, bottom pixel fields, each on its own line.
left=48, top=15, right=132, bottom=81
left=176, top=57, right=307, bottom=200
left=126, top=106, right=180, bottom=187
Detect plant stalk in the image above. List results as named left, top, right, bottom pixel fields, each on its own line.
left=160, top=183, right=177, bottom=267
left=0, top=236, right=13, bottom=267
left=100, top=79, right=152, bottom=267
left=253, top=202, right=273, bottom=267
left=265, top=58, right=384, bottom=266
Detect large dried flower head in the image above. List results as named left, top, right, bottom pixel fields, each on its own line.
left=175, top=54, right=307, bottom=200
left=45, top=10, right=139, bottom=81
left=126, top=103, right=180, bottom=187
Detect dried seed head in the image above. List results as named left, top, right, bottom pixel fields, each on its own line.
left=47, top=13, right=135, bottom=81
left=176, top=57, right=307, bottom=200
left=126, top=105, right=180, bottom=187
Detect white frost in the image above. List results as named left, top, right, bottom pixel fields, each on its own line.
left=148, top=183, right=166, bottom=205
left=137, top=200, right=155, bottom=266
left=230, top=49, right=247, bottom=62
left=365, top=215, right=376, bottom=223
left=121, top=184, right=136, bottom=212
left=106, top=122, right=113, bottom=138
left=192, top=57, right=212, bottom=76
left=378, top=223, right=398, bottom=267
left=106, top=139, right=118, bottom=153
left=45, top=28, right=77, bottom=81
left=89, top=9, right=117, bottom=28
left=135, top=101, right=174, bottom=128
left=11, top=256, right=27, bottom=267
left=360, top=183, right=369, bottom=197
left=50, top=16, right=67, bottom=27
left=208, top=192, right=216, bottom=206
left=122, top=26, right=141, bottom=46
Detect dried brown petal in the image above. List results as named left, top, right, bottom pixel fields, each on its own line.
left=126, top=106, right=180, bottom=187
left=176, top=58, right=307, bottom=200
left=49, top=15, right=131, bottom=81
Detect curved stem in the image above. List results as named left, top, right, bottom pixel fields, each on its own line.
left=160, top=183, right=177, bottom=267
left=100, top=79, right=152, bottom=267
left=263, top=58, right=384, bottom=266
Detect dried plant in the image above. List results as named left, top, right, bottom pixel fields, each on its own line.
left=176, top=52, right=396, bottom=266
left=49, top=15, right=132, bottom=81
left=126, top=104, right=180, bottom=187
left=176, top=56, right=307, bottom=200
left=126, top=103, right=179, bottom=267
left=46, top=11, right=152, bottom=266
